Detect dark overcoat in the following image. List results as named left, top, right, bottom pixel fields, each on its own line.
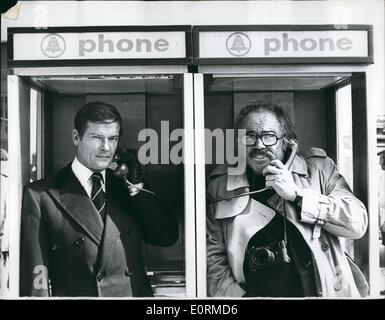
left=20, top=165, right=178, bottom=297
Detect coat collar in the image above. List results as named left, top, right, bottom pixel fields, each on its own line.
left=290, top=153, right=308, bottom=177
left=226, top=171, right=249, bottom=191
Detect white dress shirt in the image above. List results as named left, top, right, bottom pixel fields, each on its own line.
left=71, top=157, right=106, bottom=198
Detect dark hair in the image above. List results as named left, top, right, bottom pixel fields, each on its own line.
left=235, top=104, right=297, bottom=142
left=74, top=101, right=123, bottom=137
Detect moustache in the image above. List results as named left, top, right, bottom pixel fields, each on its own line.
left=248, top=148, right=277, bottom=160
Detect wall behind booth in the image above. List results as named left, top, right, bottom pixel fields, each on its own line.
left=146, top=94, right=184, bottom=271
left=294, top=92, right=327, bottom=153
left=50, top=93, right=184, bottom=273
left=51, top=95, right=85, bottom=171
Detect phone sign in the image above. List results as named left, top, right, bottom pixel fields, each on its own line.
left=226, top=32, right=251, bottom=57
left=199, top=30, right=370, bottom=59
left=40, top=33, right=66, bottom=58
left=13, top=31, right=186, bottom=60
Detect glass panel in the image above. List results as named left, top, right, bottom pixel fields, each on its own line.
left=0, top=97, right=7, bottom=152
left=336, top=84, right=353, bottom=189
left=377, top=115, right=385, bottom=295
left=29, top=89, right=38, bottom=182
left=29, top=88, right=43, bottom=182
left=336, top=84, right=354, bottom=258
left=0, top=94, right=8, bottom=297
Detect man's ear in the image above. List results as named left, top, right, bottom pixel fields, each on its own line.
left=282, top=137, right=290, bottom=150
left=72, top=129, right=81, bottom=146
left=283, top=137, right=297, bottom=149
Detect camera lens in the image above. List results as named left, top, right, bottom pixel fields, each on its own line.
left=251, top=247, right=275, bottom=267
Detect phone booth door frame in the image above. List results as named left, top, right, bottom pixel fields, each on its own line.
left=193, top=63, right=381, bottom=297
left=7, top=64, right=197, bottom=298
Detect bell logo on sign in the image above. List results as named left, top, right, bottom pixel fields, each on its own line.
left=41, top=33, right=66, bottom=58
left=226, top=32, right=251, bottom=56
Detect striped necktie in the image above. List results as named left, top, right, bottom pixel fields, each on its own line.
left=91, top=172, right=106, bottom=220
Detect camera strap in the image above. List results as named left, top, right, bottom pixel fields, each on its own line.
left=281, top=202, right=291, bottom=264
left=283, top=204, right=288, bottom=245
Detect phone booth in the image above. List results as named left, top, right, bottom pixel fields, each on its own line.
left=7, top=26, right=196, bottom=297
left=3, top=0, right=384, bottom=299
left=191, top=25, right=382, bottom=297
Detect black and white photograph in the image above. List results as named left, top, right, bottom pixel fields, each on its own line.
left=0, top=0, right=384, bottom=308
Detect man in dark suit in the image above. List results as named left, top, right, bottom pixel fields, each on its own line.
left=20, top=101, right=178, bottom=297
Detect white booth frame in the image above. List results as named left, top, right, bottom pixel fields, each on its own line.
left=7, top=66, right=198, bottom=298
left=7, top=62, right=382, bottom=298
left=8, top=63, right=382, bottom=298
left=194, top=63, right=381, bottom=298
left=2, top=0, right=383, bottom=299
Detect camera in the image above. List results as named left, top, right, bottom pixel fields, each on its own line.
left=248, top=240, right=291, bottom=272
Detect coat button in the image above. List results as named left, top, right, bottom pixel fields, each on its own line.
left=51, top=244, right=61, bottom=251
left=321, top=243, right=329, bottom=251
left=334, top=281, right=343, bottom=291
left=74, top=237, right=85, bottom=247
left=126, top=229, right=132, bottom=237
left=125, top=267, right=133, bottom=277
left=97, top=272, right=104, bottom=282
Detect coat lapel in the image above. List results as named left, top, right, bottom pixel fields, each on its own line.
left=47, top=165, right=104, bottom=246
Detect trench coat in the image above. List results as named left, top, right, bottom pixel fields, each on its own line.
left=206, top=148, right=369, bottom=297
left=20, top=164, right=178, bottom=297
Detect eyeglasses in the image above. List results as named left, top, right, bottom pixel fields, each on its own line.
left=241, top=133, right=284, bottom=146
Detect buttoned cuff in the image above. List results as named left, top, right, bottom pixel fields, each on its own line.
left=300, top=188, right=330, bottom=226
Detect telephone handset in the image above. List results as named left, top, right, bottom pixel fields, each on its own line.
left=111, top=145, right=155, bottom=196
left=210, top=140, right=298, bottom=203
left=281, top=140, right=298, bottom=170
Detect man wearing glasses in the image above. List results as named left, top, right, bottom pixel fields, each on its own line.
left=206, top=104, right=368, bottom=298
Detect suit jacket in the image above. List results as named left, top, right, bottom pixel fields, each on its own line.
left=20, top=164, right=178, bottom=297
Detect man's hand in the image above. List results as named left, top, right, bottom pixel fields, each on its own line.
left=263, top=159, right=300, bottom=201
left=115, top=147, right=143, bottom=183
